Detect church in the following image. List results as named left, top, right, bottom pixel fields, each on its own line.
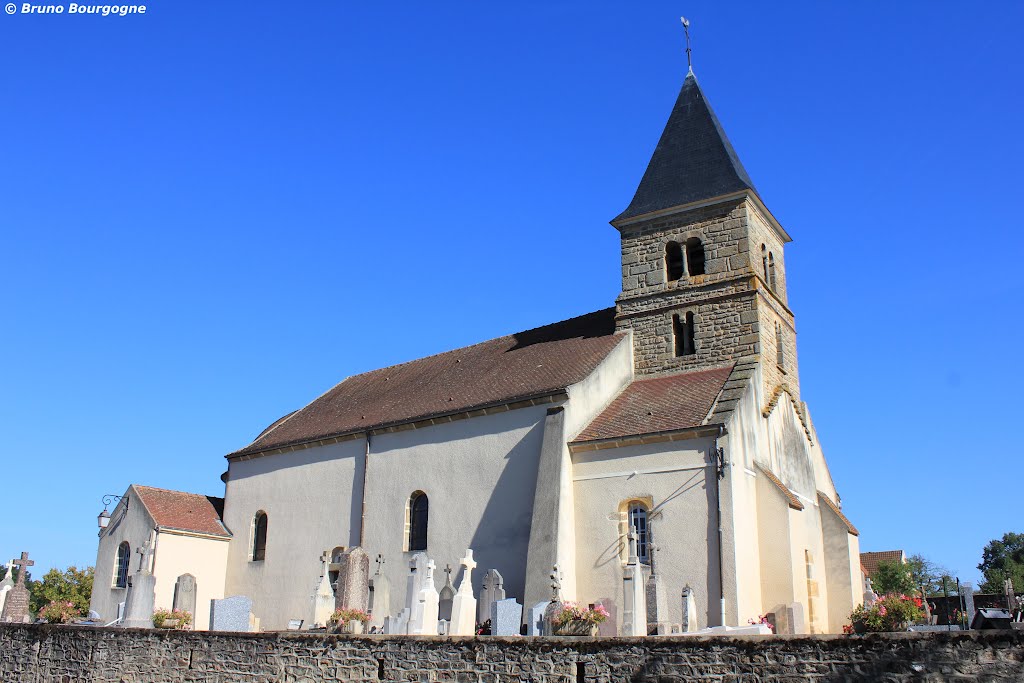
left=90, top=63, right=862, bottom=635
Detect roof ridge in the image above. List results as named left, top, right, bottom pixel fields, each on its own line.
left=133, top=484, right=222, bottom=500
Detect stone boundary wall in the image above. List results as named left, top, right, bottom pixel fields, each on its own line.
left=2, top=624, right=1023, bottom=683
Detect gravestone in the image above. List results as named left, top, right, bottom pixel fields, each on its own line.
left=121, top=539, right=157, bottom=628
left=368, top=554, right=391, bottom=631
left=0, top=553, right=33, bottom=624
left=527, top=601, right=550, bottom=636
left=863, top=577, right=878, bottom=606
left=621, top=530, right=647, bottom=636
left=0, top=560, right=15, bottom=617
left=405, top=553, right=429, bottom=633
left=491, top=598, right=522, bottom=636
left=335, top=547, right=370, bottom=612
left=478, top=569, right=506, bottom=625
left=437, top=619, right=450, bottom=635
left=438, top=564, right=456, bottom=622
left=410, top=556, right=440, bottom=635
left=594, top=599, right=617, bottom=637
left=1005, top=579, right=1016, bottom=613
left=449, top=549, right=477, bottom=636
left=313, top=551, right=335, bottom=628
left=960, top=583, right=976, bottom=625
left=172, top=574, right=197, bottom=617
left=209, top=595, right=254, bottom=632
left=542, top=565, right=564, bottom=636
left=680, top=586, right=697, bottom=632
left=645, top=533, right=668, bottom=634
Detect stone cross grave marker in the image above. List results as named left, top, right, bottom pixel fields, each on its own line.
left=369, top=554, right=391, bottom=631
left=0, top=559, right=16, bottom=617
left=122, top=535, right=158, bottom=628
left=411, top=557, right=439, bottom=635
left=313, top=550, right=335, bottom=628
left=438, top=564, right=455, bottom=622
left=0, top=552, right=34, bottom=623
left=449, top=549, right=477, bottom=636
left=622, top=528, right=647, bottom=636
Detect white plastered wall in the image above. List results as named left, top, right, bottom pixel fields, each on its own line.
left=571, top=436, right=718, bottom=632
left=89, top=487, right=155, bottom=624
left=223, top=439, right=364, bottom=630
left=151, top=532, right=229, bottom=630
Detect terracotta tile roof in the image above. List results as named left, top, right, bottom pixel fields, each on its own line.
left=231, top=309, right=626, bottom=458
left=755, top=463, right=804, bottom=511
left=572, top=365, right=733, bottom=444
left=817, top=490, right=859, bottom=536
left=860, top=550, right=905, bottom=576
left=133, top=485, right=230, bottom=538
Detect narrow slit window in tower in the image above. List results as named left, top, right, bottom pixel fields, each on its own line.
left=776, top=323, right=785, bottom=369
left=768, top=253, right=777, bottom=291
left=666, top=241, right=684, bottom=281
left=673, top=312, right=696, bottom=357
left=685, top=237, right=705, bottom=276
left=761, top=244, right=769, bottom=281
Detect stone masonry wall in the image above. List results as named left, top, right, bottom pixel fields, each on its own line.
left=3, top=624, right=1024, bottom=683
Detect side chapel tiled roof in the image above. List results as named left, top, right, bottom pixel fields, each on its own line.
left=754, top=463, right=804, bottom=511
left=231, top=309, right=626, bottom=458
left=133, top=485, right=230, bottom=538
left=860, top=550, right=906, bottom=576
left=573, top=365, right=733, bottom=444
left=817, top=490, right=859, bottom=536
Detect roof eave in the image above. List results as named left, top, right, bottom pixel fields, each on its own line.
left=610, top=189, right=792, bottom=244
left=569, top=423, right=724, bottom=453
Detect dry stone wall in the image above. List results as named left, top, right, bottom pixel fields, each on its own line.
left=3, top=624, right=1024, bottom=683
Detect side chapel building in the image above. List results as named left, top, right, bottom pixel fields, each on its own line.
left=91, top=67, right=862, bottom=634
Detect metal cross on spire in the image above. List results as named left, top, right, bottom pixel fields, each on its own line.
left=681, top=16, right=693, bottom=73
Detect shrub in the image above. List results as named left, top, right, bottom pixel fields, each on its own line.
left=328, top=608, right=370, bottom=628
left=38, top=600, right=81, bottom=624
left=152, top=608, right=193, bottom=629
left=846, top=594, right=924, bottom=633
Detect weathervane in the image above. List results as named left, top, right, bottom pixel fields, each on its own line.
left=681, top=16, right=693, bottom=72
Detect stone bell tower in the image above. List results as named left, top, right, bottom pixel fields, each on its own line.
left=612, top=70, right=800, bottom=402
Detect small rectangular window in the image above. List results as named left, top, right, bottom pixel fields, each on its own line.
left=673, top=313, right=696, bottom=357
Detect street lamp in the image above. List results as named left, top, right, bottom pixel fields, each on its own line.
left=97, top=494, right=123, bottom=529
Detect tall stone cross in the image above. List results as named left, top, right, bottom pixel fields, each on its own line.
left=4, top=559, right=15, bottom=578
left=320, top=550, right=331, bottom=574
left=12, top=553, right=33, bottom=587
left=549, top=564, right=563, bottom=602
left=456, top=550, right=476, bottom=594
left=138, top=535, right=155, bottom=574
left=376, top=554, right=385, bottom=573
left=443, top=564, right=452, bottom=582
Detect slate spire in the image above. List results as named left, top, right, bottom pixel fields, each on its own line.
left=614, top=72, right=758, bottom=224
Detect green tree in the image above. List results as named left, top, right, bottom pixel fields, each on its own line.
left=906, top=553, right=953, bottom=595
left=28, top=566, right=94, bottom=616
left=978, top=532, right=1024, bottom=594
left=872, top=559, right=916, bottom=595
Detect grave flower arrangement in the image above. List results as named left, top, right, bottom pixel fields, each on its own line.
left=747, top=614, right=774, bottom=631
left=152, top=608, right=193, bottom=629
left=39, top=600, right=81, bottom=624
left=552, top=602, right=609, bottom=636
left=845, top=594, right=924, bottom=633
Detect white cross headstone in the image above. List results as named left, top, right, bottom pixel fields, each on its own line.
left=449, top=550, right=477, bottom=636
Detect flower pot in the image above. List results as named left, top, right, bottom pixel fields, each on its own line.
left=343, top=620, right=365, bottom=634
left=157, top=619, right=179, bottom=630
left=554, top=621, right=598, bottom=637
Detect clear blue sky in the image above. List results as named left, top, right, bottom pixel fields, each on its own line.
left=2, top=1, right=1021, bottom=588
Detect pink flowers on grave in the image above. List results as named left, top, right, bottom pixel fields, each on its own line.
left=39, top=601, right=81, bottom=624
left=746, top=614, right=774, bottom=631
left=552, top=602, right=609, bottom=627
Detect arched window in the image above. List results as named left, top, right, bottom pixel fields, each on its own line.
left=628, top=503, right=650, bottom=564
left=113, top=541, right=130, bottom=588
left=408, top=492, right=428, bottom=551
left=685, top=237, right=705, bottom=276
left=776, top=323, right=785, bottom=369
left=768, top=252, right=777, bottom=291
left=665, top=241, right=684, bottom=282
left=761, top=244, right=769, bottom=281
left=673, top=311, right=696, bottom=357
left=252, top=511, right=268, bottom=561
